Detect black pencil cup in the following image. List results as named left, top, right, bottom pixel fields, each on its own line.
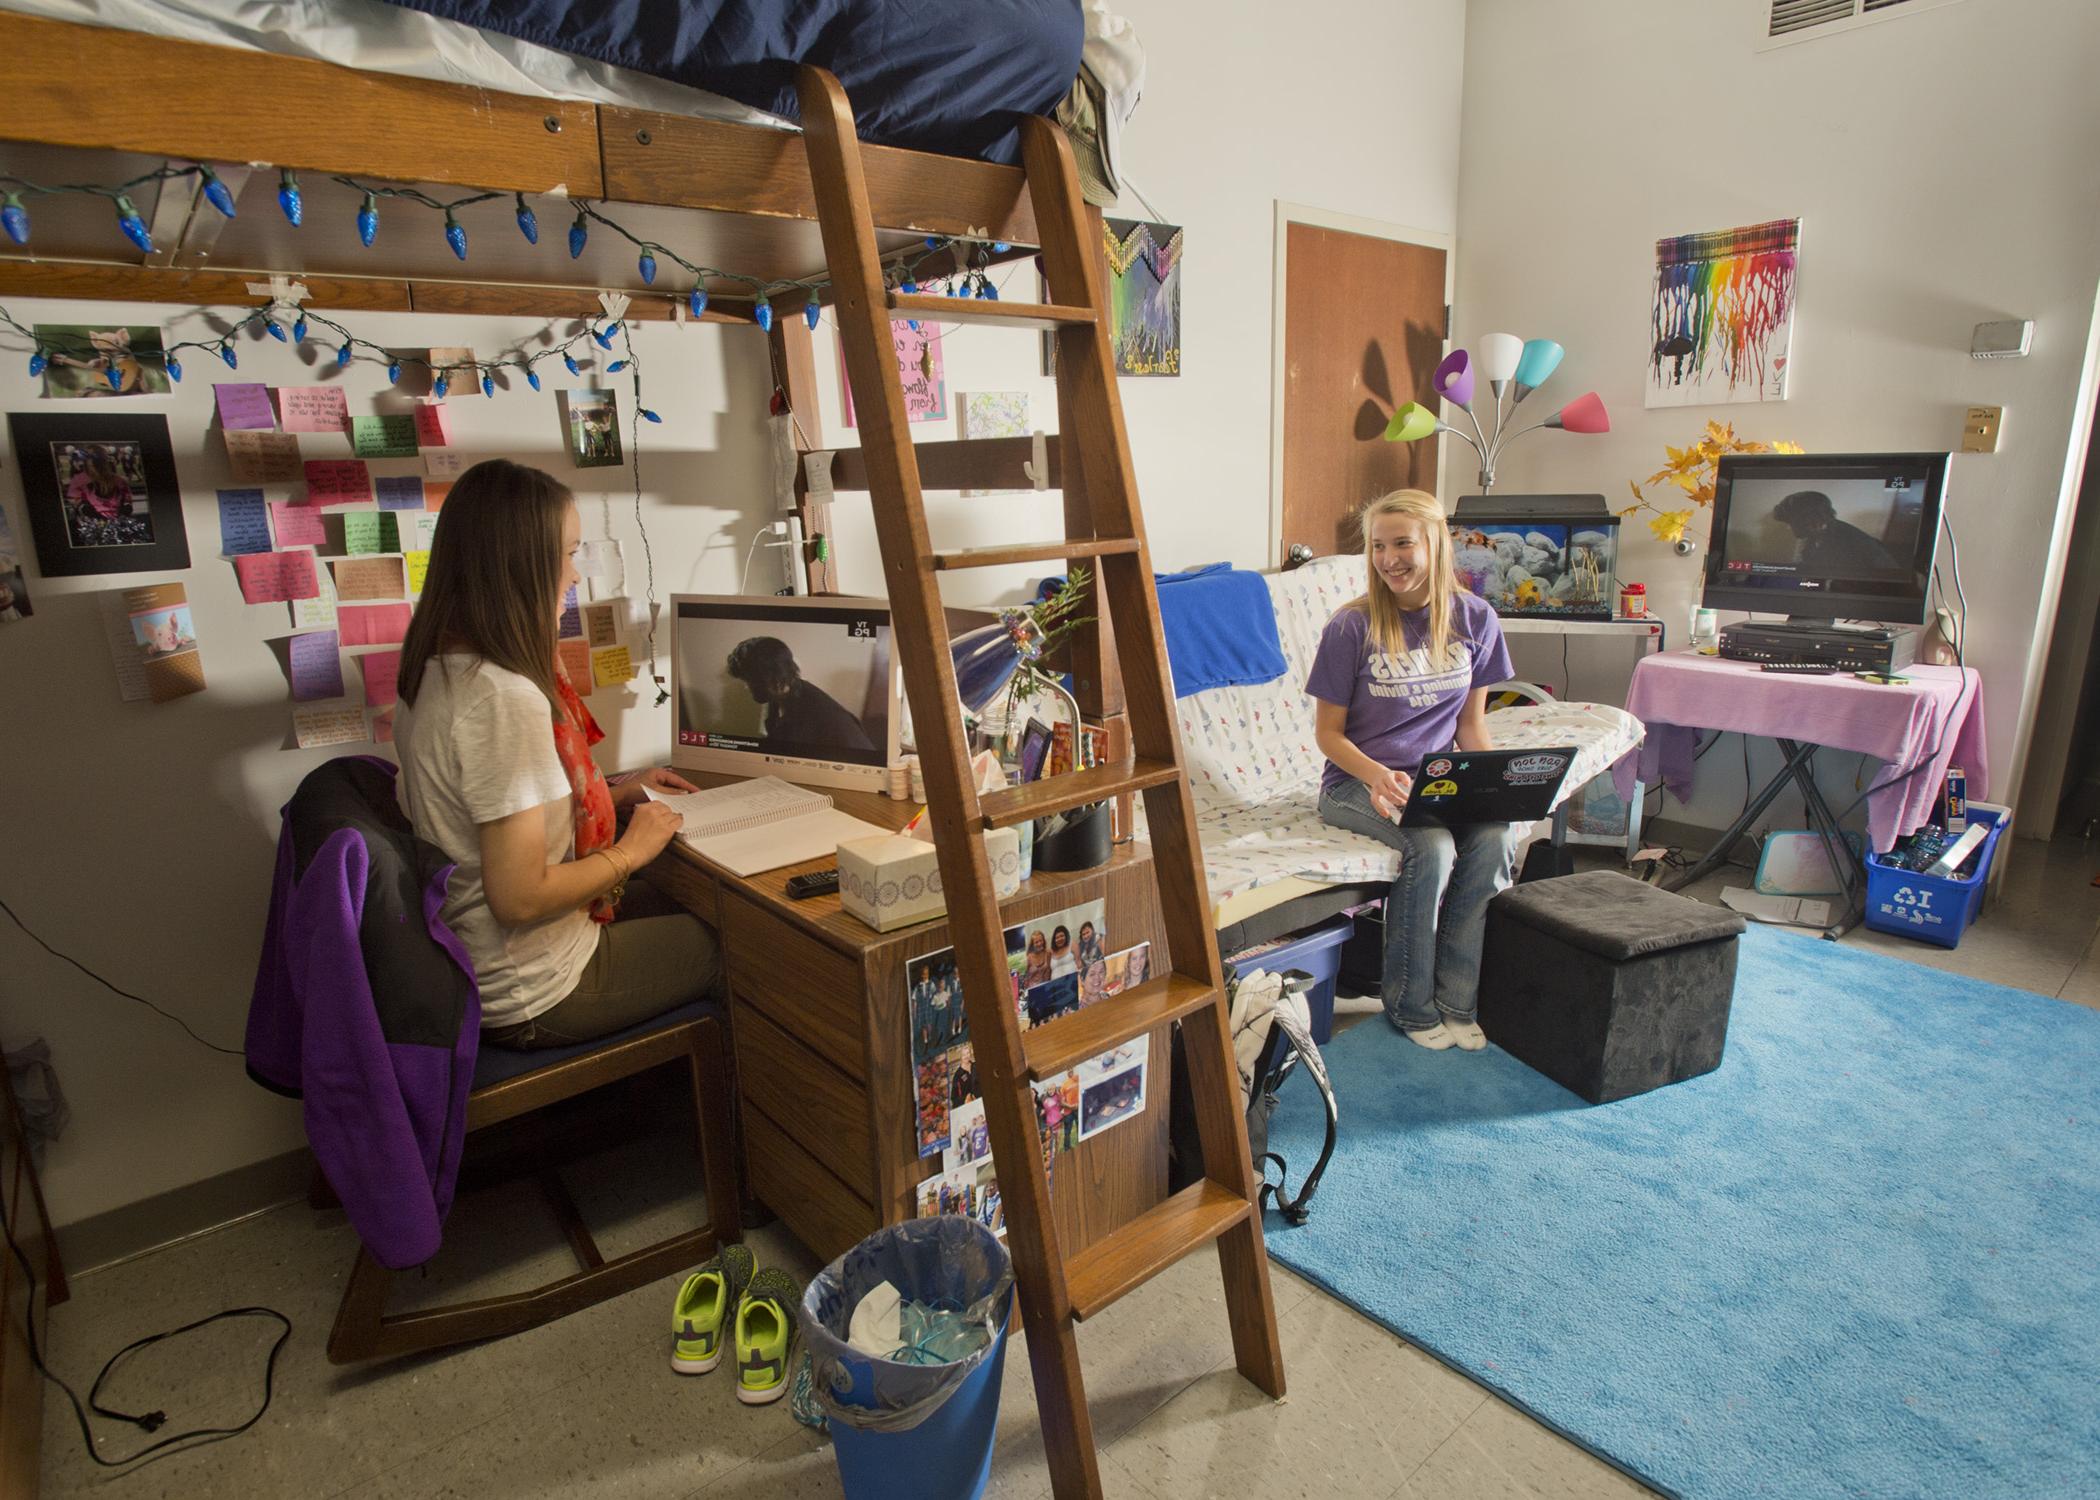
left=1032, top=802, right=1113, bottom=873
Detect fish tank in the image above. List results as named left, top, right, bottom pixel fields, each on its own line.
left=1448, top=494, right=1619, bottom=621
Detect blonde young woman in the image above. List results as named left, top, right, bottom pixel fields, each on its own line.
left=1308, top=490, right=1517, bottom=1052
left=394, top=460, right=721, bottom=1049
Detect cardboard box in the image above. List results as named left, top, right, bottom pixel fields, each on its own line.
left=838, top=828, right=1022, bottom=932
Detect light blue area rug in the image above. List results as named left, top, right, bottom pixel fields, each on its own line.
left=1262, top=924, right=2100, bottom=1500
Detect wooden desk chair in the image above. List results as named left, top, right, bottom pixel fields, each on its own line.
left=326, top=1002, right=742, bottom=1364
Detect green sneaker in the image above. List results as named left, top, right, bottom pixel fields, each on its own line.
left=671, top=1244, right=754, bottom=1375
left=734, top=1267, right=802, bottom=1406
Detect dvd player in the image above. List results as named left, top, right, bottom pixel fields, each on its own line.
left=1719, top=621, right=1918, bottom=674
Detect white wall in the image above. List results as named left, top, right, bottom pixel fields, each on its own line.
left=1453, top=0, right=2100, bottom=833
left=0, top=0, right=1470, bottom=1236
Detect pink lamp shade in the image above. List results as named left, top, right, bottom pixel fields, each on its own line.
left=1545, top=391, right=1610, bottom=434
left=1433, top=349, right=1475, bottom=409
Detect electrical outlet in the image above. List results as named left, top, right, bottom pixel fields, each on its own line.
left=1961, top=405, right=2003, bottom=453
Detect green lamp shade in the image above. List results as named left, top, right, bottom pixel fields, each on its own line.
left=1383, top=402, right=1440, bottom=442
left=1513, top=339, right=1563, bottom=391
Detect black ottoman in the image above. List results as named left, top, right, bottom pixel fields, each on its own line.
left=1478, top=871, right=1746, bottom=1104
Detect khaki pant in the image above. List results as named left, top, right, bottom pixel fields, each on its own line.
left=484, top=875, right=723, bottom=1050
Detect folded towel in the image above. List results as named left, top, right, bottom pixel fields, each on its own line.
left=1155, top=565, right=1287, bottom=698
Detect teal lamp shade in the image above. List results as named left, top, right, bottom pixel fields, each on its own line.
left=1544, top=391, right=1610, bottom=434
left=1476, top=332, right=1524, bottom=386
left=1383, top=401, right=1440, bottom=442
left=1433, top=349, right=1474, bottom=409
left=1511, top=339, right=1564, bottom=402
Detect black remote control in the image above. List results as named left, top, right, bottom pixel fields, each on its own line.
left=786, top=868, right=840, bottom=900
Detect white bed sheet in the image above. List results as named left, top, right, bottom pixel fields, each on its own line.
left=0, top=0, right=796, bottom=135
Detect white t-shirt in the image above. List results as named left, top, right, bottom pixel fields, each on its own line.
left=394, top=655, right=598, bottom=1029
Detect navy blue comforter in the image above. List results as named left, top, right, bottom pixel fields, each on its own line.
left=385, top=0, right=1082, bottom=163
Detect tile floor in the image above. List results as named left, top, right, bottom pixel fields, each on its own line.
left=37, top=835, right=2100, bottom=1500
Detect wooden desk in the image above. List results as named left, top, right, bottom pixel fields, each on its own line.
left=645, top=778, right=1171, bottom=1266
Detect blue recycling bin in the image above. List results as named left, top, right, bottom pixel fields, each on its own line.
left=802, top=1216, right=1015, bottom=1500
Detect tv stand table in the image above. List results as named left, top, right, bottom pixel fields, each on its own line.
left=1609, top=652, right=1986, bottom=939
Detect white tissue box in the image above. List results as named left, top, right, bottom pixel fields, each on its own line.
left=838, top=829, right=1022, bottom=932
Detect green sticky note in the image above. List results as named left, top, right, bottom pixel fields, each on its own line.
left=351, top=414, right=420, bottom=459
left=342, top=510, right=401, bottom=555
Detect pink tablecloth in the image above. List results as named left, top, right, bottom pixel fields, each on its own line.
left=1609, top=653, right=1987, bottom=853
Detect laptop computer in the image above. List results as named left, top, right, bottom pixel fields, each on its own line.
left=1399, top=747, right=1580, bottom=829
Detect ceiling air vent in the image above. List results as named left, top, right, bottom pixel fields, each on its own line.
left=1771, top=0, right=1861, bottom=36
left=1759, top=0, right=1965, bottom=48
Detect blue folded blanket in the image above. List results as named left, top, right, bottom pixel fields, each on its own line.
left=1155, top=565, right=1287, bottom=698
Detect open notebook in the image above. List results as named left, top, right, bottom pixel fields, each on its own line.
left=643, top=776, right=888, bottom=878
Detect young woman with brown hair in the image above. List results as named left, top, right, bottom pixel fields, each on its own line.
left=394, top=459, right=720, bottom=1049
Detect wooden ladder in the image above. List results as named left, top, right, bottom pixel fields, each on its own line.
left=795, top=66, right=1286, bottom=1499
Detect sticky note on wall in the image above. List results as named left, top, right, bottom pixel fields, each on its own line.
left=351, top=415, right=420, bottom=459
left=280, top=386, right=350, bottom=433
left=216, top=489, right=271, bottom=556
left=590, top=643, right=633, bottom=688
left=332, top=555, right=407, bottom=601
left=214, top=383, right=276, bottom=431
left=288, top=630, right=344, bottom=702
left=234, top=550, right=321, bottom=604
left=225, top=430, right=302, bottom=484
left=305, top=460, right=373, bottom=506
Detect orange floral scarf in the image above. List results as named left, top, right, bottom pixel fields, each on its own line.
left=551, top=654, right=618, bottom=923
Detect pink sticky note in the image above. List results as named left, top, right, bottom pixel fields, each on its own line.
left=234, top=550, right=321, bottom=604
left=338, top=602, right=412, bottom=648
left=214, top=382, right=276, bottom=431
left=288, top=630, right=344, bottom=702
left=361, top=649, right=401, bottom=708
left=280, top=385, right=350, bottom=434
left=269, top=500, right=326, bottom=547
left=304, top=460, right=372, bottom=506
left=413, top=403, right=451, bottom=447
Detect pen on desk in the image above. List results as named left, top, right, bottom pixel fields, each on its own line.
left=903, top=804, right=929, bottom=836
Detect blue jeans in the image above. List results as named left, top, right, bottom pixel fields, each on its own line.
left=1319, top=780, right=1517, bottom=1032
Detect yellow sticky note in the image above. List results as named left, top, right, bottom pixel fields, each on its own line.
left=590, top=643, right=634, bottom=688
left=405, top=549, right=431, bottom=594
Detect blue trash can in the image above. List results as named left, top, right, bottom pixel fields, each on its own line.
left=802, top=1216, right=1015, bottom=1500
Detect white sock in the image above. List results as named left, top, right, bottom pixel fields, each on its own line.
left=1446, top=1020, right=1487, bottom=1052
left=1405, top=1021, right=1457, bottom=1050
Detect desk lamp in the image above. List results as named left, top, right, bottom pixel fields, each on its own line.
left=950, top=610, right=1084, bottom=760
left=1383, top=336, right=1608, bottom=492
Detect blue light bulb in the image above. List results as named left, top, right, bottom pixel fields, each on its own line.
left=992, top=241, right=1010, bottom=253
left=525, top=366, right=541, bottom=392
left=564, top=353, right=581, bottom=376
left=981, top=282, right=999, bottom=302
left=113, top=195, right=154, bottom=254
left=804, top=300, right=821, bottom=330
left=924, top=236, right=940, bottom=249
left=901, top=277, right=918, bottom=294
left=754, top=297, right=773, bottom=333
left=689, top=285, right=708, bottom=318
left=265, top=320, right=287, bottom=342
left=606, top=359, right=627, bottom=374
left=638, top=251, right=657, bottom=285
left=433, top=374, right=449, bottom=398
left=514, top=193, right=538, bottom=245
left=292, top=316, right=308, bottom=343
left=641, top=409, right=662, bottom=423
left=357, top=193, right=378, bottom=247
left=444, top=212, right=467, bottom=261
left=220, top=343, right=238, bottom=369
left=907, top=320, right=920, bottom=332
left=481, top=370, right=494, bottom=397
left=27, top=350, right=45, bottom=377
left=568, top=211, right=587, bottom=259
left=164, top=353, right=181, bottom=382
left=2, top=193, right=28, bottom=245
left=593, top=326, right=614, bottom=350
left=336, top=342, right=352, bottom=368
left=278, top=169, right=302, bottom=227
left=106, top=365, right=123, bottom=390
left=198, top=166, right=237, bottom=219
left=387, top=360, right=402, bottom=384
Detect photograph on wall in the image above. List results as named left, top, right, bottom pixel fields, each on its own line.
left=914, top=1053, right=952, bottom=1158
left=1647, top=218, right=1800, bottom=409
left=915, top=1158, right=1004, bottom=1238
left=1078, top=1038, right=1149, bottom=1141
left=34, top=324, right=172, bottom=399
left=1082, top=940, right=1151, bottom=1007
left=1035, top=1066, right=1083, bottom=1154
left=948, top=1097, right=992, bottom=1169
left=0, top=501, right=32, bottom=622
left=841, top=320, right=948, bottom=427
left=7, top=412, right=189, bottom=577
left=1041, top=219, right=1183, bottom=378
left=101, top=581, right=204, bottom=703
left=559, top=388, right=624, bottom=468
left=958, top=391, right=1030, bottom=496
left=1011, top=898, right=1107, bottom=1011
left=908, top=948, right=968, bottom=1063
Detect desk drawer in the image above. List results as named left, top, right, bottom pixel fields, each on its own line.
left=733, top=1003, right=874, bottom=1200
left=644, top=852, right=719, bottom=927
left=724, top=896, right=865, bottom=1080
left=742, top=1098, right=878, bottom=1266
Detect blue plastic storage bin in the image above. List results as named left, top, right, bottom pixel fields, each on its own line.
left=1862, top=807, right=2005, bottom=949
left=1227, top=914, right=1353, bottom=1043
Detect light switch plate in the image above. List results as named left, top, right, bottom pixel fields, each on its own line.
left=1961, top=405, right=2003, bottom=453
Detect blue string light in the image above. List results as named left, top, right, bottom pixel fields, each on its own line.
left=444, top=211, right=467, bottom=261
left=292, top=316, right=308, bottom=343
left=992, top=241, right=1010, bottom=253
left=26, top=350, right=44, bottom=377
left=480, top=369, right=494, bottom=397
left=525, top=365, right=541, bottom=392
left=265, top=319, right=287, bottom=342
left=641, top=408, right=662, bottom=423
left=105, top=365, right=123, bottom=391
left=357, top=193, right=379, bottom=247
left=198, top=166, right=237, bottom=219
left=387, top=359, right=402, bottom=384
left=689, top=285, right=708, bottom=318
left=277, top=169, right=302, bottom=227
left=804, top=300, right=821, bottom=330
left=514, top=193, right=538, bottom=245
left=563, top=353, right=581, bottom=376
left=568, top=210, right=588, bottom=259
left=606, top=359, right=628, bottom=374
left=113, top=195, right=154, bottom=254
left=981, top=282, right=999, bottom=302
left=164, top=353, right=181, bottom=382
left=219, top=343, right=238, bottom=369
left=754, top=295, right=773, bottom=333
left=592, top=325, right=615, bottom=350
left=433, top=373, right=449, bottom=398
left=336, top=342, right=352, bottom=368
left=638, top=251, right=657, bottom=285
left=1, top=193, right=27, bottom=246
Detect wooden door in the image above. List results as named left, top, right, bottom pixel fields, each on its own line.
left=1279, top=223, right=1448, bottom=563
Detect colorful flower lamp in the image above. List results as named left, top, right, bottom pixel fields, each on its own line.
left=1382, top=333, right=1608, bottom=491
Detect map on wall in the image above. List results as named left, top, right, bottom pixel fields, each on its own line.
left=1646, top=217, right=1799, bottom=408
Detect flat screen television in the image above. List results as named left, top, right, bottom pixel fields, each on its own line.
left=1703, top=452, right=1947, bottom=625
left=670, top=594, right=900, bottom=793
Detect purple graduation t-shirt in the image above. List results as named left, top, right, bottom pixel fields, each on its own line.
left=1306, top=591, right=1514, bottom=796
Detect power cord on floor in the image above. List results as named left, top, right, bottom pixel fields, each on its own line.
left=1, top=1189, right=291, bottom=1467
left=0, top=893, right=242, bottom=1057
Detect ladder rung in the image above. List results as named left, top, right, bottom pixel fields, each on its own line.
left=1023, top=975, right=1217, bottom=1081
left=976, top=756, right=1180, bottom=829
left=1065, top=1181, right=1253, bottom=1322
left=887, top=291, right=1096, bottom=330
left=931, top=537, right=1139, bottom=572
